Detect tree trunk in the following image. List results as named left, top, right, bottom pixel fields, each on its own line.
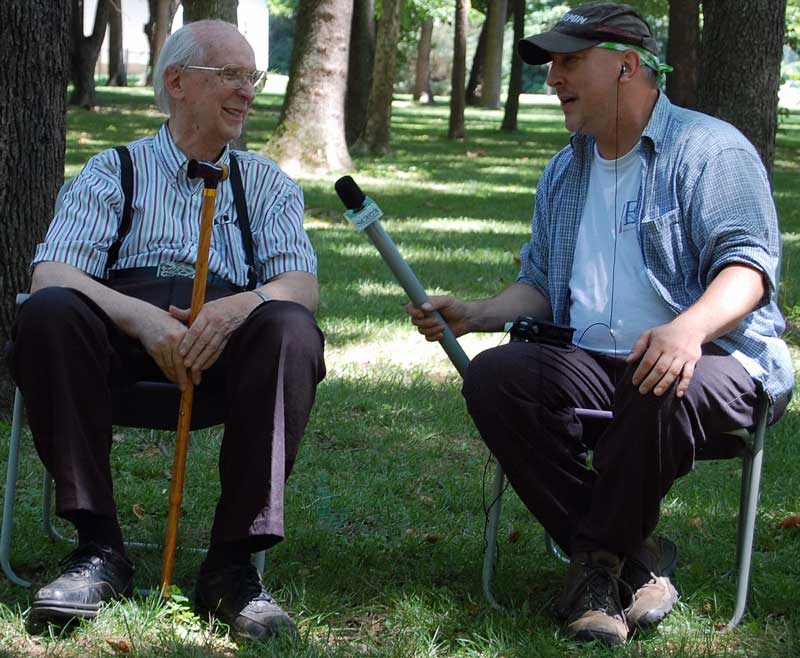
left=501, top=0, right=524, bottom=131
left=466, top=18, right=487, bottom=106
left=107, top=0, right=128, bottom=86
left=353, top=0, right=404, bottom=155
left=697, top=0, right=786, bottom=178
left=0, top=0, right=70, bottom=411
left=69, top=0, right=112, bottom=108
left=345, top=0, right=375, bottom=146
left=265, top=0, right=353, bottom=174
left=665, top=0, right=699, bottom=108
left=414, top=16, right=434, bottom=103
left=481, top=0, right=507, bottom=109
left=182, top=0, right=238, bottom=24
left=448, top=0, right=468, bottom=139
left=144, top=0, right=179, bottom=86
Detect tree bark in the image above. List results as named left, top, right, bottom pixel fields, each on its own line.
left=665, top=0, right=699, bottom=108
left=345, top=0, right=375, bottom=146
left=414, top=16, right=434, bottom=103
left=265, top=0, right=353, bottom=174
left=107, top=0, right=128, bottom=86
left=697, top=0, right=786, bottom=178
left=481, top=0, right=507, bottom=109
left=501, top=0, right=524, bottom=131
left=182, top=0, right=238, bottom=24
left=144, top=0, right=179, bottom=86
left=69, top=0, right=112, bottom=108
left=353, top=0, right=404, bottom=155
left=0, top=0, right=70, bottom=411
left=466, top=18, right=487, bottom=106
left=448, top=0, right=469, bottom=139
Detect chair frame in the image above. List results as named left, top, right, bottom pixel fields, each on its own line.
left=481, top=391, right=771, bottom=631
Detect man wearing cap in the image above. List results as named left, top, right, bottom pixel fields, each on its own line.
left=8, top=20, right=325, bottom=640
left=406, top=1, right=792, bottom=647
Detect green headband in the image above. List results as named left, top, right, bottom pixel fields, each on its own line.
left=595, top=41, right=673, bottom=87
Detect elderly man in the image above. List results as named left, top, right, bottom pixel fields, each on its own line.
left=407, top=1, right=793, bottom=647
left=9, top=20, right=325, bottom=640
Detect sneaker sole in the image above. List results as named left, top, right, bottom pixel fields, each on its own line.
left=571, top=628, right=627, bottom=647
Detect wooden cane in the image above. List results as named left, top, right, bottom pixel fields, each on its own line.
left=161, top=159, right=228, bottom=594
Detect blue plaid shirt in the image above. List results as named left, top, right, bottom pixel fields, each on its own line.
left=519, top=92, right=794, bottom=403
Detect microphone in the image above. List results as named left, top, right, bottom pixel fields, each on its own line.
left=334, top=176, right=384, bottom=231
left=334, top=176, right=470, bottom=377
left=334, top=175, right=365, bottom=210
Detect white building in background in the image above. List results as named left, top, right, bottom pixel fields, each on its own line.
left=92, top=0, right=269, bottom=78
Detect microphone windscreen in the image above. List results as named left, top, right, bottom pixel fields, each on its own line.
left=335, top=175, right=366, bottom=210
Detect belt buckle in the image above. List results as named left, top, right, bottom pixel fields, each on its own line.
left=157, top=262, right=195, bottom=279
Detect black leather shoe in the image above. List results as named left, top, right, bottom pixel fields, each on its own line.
left=30, top=543, right=134, bottom=623
left=195, top=562, right=296, bottom=641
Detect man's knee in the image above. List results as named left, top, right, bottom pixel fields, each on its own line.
left=14, top=287, right=99, bottom=344
left=462, top=345, right=521, bottom=411
left=241, top=300, right=325, bottom=363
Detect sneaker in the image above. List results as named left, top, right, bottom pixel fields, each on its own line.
left=621, top=536, right=679, bottom=629
left=30, top=542, right=134, bottom=623
left=556, top=550, right=629, bottom=646
left=194, top=561, right=296, bottom=641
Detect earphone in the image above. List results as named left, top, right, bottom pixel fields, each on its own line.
left=619, top=64, right=628, bottom=78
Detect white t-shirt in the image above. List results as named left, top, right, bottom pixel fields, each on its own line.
left=568, top=143, right=675, bottom=355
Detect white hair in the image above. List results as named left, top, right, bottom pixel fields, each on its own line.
left=153, top=20, right=241, bottom=115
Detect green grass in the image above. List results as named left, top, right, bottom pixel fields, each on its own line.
left=1, top=87, right=799, bottom=657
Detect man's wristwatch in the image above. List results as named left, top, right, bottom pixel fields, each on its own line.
left=251, top=289, right=271, bottom=304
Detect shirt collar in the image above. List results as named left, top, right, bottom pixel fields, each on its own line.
left=154, top=122, right=232, bottom=184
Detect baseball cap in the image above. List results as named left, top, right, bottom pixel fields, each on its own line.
left=519, top=2, right=658, bottom=65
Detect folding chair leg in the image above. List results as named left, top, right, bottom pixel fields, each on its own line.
left=545, top=533, right=570, bottom=564
left=42, top=474, right=71, bottom=543
left=253, top=550, right=266, bottom=577
left=482, top=462, right=505, bottom=610
left=1, top=389, right=33, bottom=587
left=724, top=402, right=768, bottom=631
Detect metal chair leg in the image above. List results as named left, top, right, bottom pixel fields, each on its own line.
left=253, top=550, right=266, bottom=577
left=482, top=462, right=505, bottom=610
left=1, top=389, right=33, bottom=587
left=545, top=533, right=570, bottom=564
left=723, top=398, right=768, bottom=631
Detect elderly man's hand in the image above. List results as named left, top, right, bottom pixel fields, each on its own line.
left=135, top=309, right=192, bottom=391
left=171, top=293, right=262, bottom=385
left=627, top=316, right=705, bottom=398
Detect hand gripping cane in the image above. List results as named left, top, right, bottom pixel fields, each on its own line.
left=161, top=159, right=229, bottom=594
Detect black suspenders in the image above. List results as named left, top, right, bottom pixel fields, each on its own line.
left=105, top=146, right=257, bottom=291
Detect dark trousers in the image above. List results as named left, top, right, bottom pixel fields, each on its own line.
left=462, top=341, right=763, bottom=558
left=8, top=277, right=326, bottom=551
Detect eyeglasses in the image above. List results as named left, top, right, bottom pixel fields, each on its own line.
left=182, top=65, right=267, bottom=92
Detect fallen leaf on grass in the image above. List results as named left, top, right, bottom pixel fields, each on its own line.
left=424, top=534, right=441, bottom=544
left=466, top=150, right=486, bottom=158
left=690, top=516, right=703, bottom=529
left=778, top=514, right=800, bottom=529
left=508, top=529, right=521, bottom=544
left=132, top=503, right=145, bottom=520
left=106, top=638, right=131, bottom=653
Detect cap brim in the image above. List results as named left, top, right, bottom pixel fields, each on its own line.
left=518, top=31, right=601, bottom=65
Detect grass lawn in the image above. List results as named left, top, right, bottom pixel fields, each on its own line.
left=0, top=87, right=798, bottom=657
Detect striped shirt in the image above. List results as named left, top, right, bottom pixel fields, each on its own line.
left=518, top=92, right=794, bottom=403
left=34, top=123, right=317, bottom=287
